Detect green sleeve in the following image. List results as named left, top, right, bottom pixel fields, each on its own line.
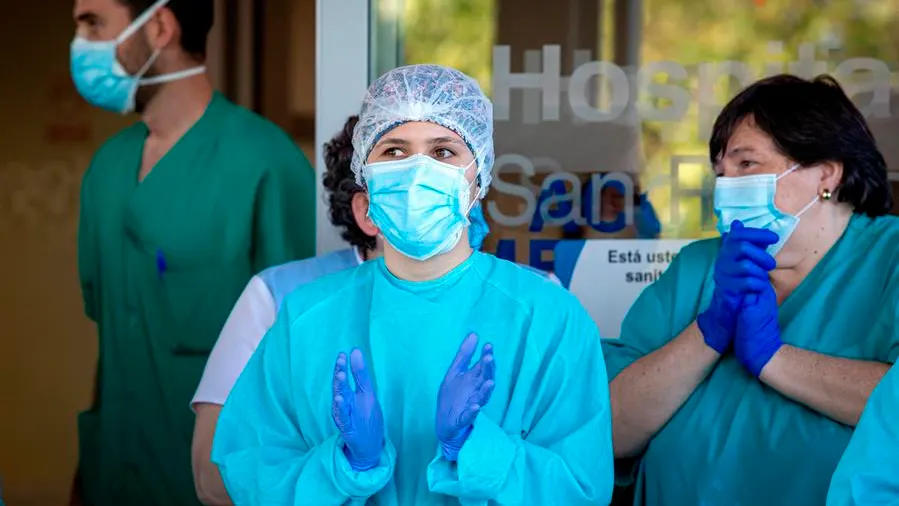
left=77, top=162, right=99, bottom=322
left=212, top=307, right=396, bottom=504
left=252, top=144, right=316, bottom=273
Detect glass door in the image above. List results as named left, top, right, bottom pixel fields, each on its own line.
left=315, top=0, right=370, bottom=254
left=329, top=0, right=899, bottom=339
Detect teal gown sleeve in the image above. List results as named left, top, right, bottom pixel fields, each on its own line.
left=827, top=364, right=899, bottom=506
left=426, top=300, right=614, bottom=505
left=599, top=242, right=712, bottom=485
left=211, top=308, right=397, bottom=505
left=252, top=147, right=316, bottom=272
left=602, top=243, right=699, bottom=379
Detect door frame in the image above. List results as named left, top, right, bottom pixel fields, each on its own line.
left=315, top=0, right=371, bottom=254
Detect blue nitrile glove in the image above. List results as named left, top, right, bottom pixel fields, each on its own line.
left=634, top=194, right=662, bottom=238
left=735, top=284, right=783, bottom=377
left=332, top=349, right=385, bottom=471
left=697, top=221, right=778, bottom=354
left=468, top=203, right=489, bottom=251
left=436, top=333, right=496, bottom=462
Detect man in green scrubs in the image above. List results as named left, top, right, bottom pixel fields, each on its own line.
left=70, top=0, right=315, bottom=504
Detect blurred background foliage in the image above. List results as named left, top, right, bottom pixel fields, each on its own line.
left=373, top=0, right=898, bottom=239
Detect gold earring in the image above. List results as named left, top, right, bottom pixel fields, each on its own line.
left=821, top=189, right=832, bottom=200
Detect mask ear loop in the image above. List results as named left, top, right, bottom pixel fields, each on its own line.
left=776, top=162, right=820, bottom=218
left=460, top=158, right=481, bottom=220
left=794, top=195, right=819, bottom=218
left=135, top=49, right=161, bottom=79
left=776, top=163, right=801, bottom=181
left=116, top=0, right=172, bottom=44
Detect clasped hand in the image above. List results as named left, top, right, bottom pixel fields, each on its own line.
left=331, top=333, right=497, bottom=470
left=697, top=220, right=784, bottom=376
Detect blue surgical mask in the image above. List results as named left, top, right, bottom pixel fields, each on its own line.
left=714, top=164, right=819, bottom=256
left=69, top=0, right=206, bottom=114
left=365, top=154, right=478, bottom=261
left=467, top=203, right=489, bottom=250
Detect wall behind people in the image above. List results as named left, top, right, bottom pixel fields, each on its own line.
left=0, top=3, right=125, bottom=504
left=258, top=0, right=316, bottom=159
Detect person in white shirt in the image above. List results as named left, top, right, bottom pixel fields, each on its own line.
left=189, top=115, right=557, bottom=505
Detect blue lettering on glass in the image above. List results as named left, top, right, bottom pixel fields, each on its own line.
left=529, top=175, right=633, bottom=235
left=495, top=238, right=517, bottom=262
left=529, top=239, right=559, bottom=273
left=495, top=238, right=560, bottom=272
left=529, top=179, right=573, bottom=233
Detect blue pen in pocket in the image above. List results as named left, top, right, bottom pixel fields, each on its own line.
left=156, top=249, right=167, bottom=278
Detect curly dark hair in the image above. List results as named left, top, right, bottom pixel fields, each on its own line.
left=322, top=116, right=377, bottom=251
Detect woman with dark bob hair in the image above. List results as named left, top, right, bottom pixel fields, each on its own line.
left=603, top=73, right=898, bottom=505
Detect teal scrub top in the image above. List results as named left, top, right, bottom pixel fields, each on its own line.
left=212, top=252, right=614, bottom=505
left=827, top=363, right=899, bottom=505
left=603, top=214, right=899, bottom=506
left=77, top=92, right=315, bottom=506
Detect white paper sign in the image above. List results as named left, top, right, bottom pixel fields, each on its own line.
left=558, top=239, right=695, bottom=339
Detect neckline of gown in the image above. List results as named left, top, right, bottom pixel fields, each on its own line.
left=777, top=213, right=867, bottom=321
left=373, top=252, right=481, bottom=311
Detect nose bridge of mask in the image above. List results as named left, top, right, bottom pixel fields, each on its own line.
left=372, top=153, right=479, bottom=214
left=714, top=175, right=776, bottom=209
left=714, top=163, right=802, bottom=209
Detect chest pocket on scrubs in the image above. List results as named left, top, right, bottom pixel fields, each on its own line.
left=158, top=256, right=250, bottom=355
left=124, top=214, right=251, bottom=356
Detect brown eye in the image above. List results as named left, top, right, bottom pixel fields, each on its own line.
left=434, top=148, right=454, bottom=159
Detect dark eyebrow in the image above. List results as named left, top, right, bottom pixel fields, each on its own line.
left=76, top=11, right=99, bottom=23
left=726, top=146, right=757, bottom=157
left=376, top=137, right=410, bottom=147
left=427, top=136, right=465, bottom=146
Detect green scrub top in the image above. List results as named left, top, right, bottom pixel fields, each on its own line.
left=77, top=92, right=315, bottom=506
left=603, top=214, right=899, bottom=506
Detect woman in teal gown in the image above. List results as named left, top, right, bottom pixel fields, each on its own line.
left=604, top=74, right=899, bottom=505
left=827, top=363, right=899, bottom=505
left=211, top=64, right=614, bottom=505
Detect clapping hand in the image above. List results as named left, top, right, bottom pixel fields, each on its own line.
left=436, top=333, right=496, bottom=462
left=332, top=349, right=385, bottom=471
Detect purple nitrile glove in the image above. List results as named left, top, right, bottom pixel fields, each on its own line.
left=735, top=284, right=783, bottom=377
left=697, top=220, right=778, bottom=354
left=436, top=333, right=496, bottom=462
left=332, top=349, right=385, bottom=471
